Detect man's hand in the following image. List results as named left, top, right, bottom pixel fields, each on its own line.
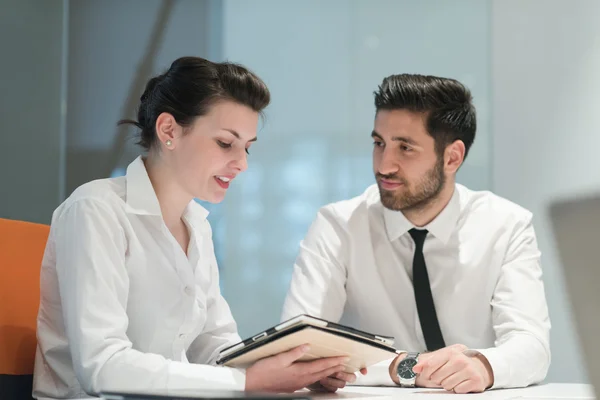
left=389, top=352, right=439, bottom=388
left=308, top=368, right=368, bottom=393
left=413, top=344, right=494, bottom=393
left=389, top=344, right=494, bottom=393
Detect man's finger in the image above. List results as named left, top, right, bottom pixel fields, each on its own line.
left=419, top=358, right=449, bottom=382
left=430, top=356, right=468, bottom=385
left=415, top=345, right=467, bottom=373
left=449, top=343, right=468, bottom=352
left=452, top=378, right=483, bottom=394
left=416, top=349, right=455, bottom=380
left=413, top=353, right=434, bottom=373
left=359, top=368, right=368, bottom=375
left=439, top=370, right=468, bottom=391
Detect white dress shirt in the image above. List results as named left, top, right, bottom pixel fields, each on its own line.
left=282, top=183, right=551, bottom=389
left=33, top=157, right=245, bottom=399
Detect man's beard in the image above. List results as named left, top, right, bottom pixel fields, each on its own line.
left=377, top=156, right=446, bottom=212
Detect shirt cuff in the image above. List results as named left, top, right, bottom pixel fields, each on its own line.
left=168, top=362, right=246, bottom=393
left=351, top=356, right=398, bottom=387
left=472, top=347, right=509, bottom=390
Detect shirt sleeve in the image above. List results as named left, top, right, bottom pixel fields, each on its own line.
left=474, top=214, right=551, bottom=389
left=282, top=206, right=349, bottom=323
left=53, top=199, right=245, bottom=396
left=281, top=206, right=399, bottom=386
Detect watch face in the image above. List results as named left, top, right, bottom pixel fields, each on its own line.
left=397, top=357, right=418, bottom=379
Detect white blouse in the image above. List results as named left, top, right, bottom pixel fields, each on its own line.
left=33, top=157, right=245, bottom=399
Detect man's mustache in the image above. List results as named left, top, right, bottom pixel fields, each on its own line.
left=376, top=173, right=406, bottom=184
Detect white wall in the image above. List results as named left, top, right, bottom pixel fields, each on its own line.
left=219, top=0, right=492, bottom=337
left=7, top=0, right=589, bottom=384
left=65, top=0, right=218, bottom=194
left=0, top=0, right=65, bottom=223
left=492, top=0, right=600, bottom=383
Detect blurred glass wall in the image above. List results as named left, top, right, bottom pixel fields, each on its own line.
left=1, top=0, right=491, bottom=337
left=7, top=0, right=596, bottom=385
left=35, top=0, right=492, bottom=338
left=215, top=0, right=491, bottom=336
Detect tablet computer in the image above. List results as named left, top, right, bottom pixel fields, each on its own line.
left=216, top=315, right=398, bottom=373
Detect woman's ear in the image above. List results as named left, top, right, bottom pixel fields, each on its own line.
left=155, top=112, right=177, bottom=149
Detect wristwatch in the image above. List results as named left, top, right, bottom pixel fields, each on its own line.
left=396, top=352, right=420, bottom=387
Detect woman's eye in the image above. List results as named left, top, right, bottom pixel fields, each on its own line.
left=217, top=140, right=232, bottom=149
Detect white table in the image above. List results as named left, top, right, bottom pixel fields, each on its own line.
left=317, top=384, right=595, bottom=400
left=74, top=383, right=594, bottom=400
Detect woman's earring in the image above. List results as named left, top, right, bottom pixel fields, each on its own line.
left=165, top=139, right=172, bottom=148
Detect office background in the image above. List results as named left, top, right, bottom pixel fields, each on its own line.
left=1, top=0, right=599, bottom=384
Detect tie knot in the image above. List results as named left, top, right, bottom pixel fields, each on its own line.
left=409, top=228, right=428, bottom=248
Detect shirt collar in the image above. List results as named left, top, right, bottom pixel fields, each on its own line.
left=125, top=156, right=209, bottom=221
left=383, top=184, right=461, bottom=245
left=183, top=200, right=210, bottom=223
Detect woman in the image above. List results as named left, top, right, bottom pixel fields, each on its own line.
left=33, top=57, right=353, bottom=399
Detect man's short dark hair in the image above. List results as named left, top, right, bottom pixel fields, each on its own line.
left=374, top=74, right=476, bottom=159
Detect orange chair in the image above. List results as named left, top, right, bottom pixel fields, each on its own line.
left=0, top=218, right=50, bottom=400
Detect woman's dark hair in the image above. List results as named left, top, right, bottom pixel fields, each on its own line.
left=374, top=73, right=476, bottom=160
left=119, top=56, right=271, bottom=150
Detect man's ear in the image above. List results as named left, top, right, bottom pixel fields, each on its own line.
left=444, top=140, right=466, bottom=174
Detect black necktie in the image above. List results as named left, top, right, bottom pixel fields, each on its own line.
left=409, top=228, right=446, bottom=351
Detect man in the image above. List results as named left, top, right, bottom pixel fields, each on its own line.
left=282, top=74, right=550, bottom=393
